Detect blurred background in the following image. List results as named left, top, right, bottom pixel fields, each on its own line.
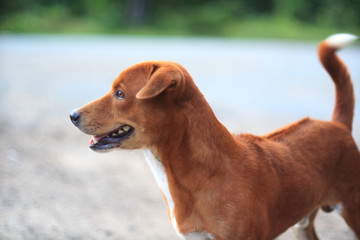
left=1, top=0, right=360, bottom=38
left=0, top=0, right=359, bottom=239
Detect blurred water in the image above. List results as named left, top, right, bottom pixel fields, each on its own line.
left=0, top=34, right=359, bottom=142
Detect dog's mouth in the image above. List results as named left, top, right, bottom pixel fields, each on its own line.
left=89, top=124, right=134, bottom=151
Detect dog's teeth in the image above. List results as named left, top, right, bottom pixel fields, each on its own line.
left=92, top=137, right=98, bottom=143
left=118, top=129, right=124, bottom=134
left=112, top=133, right=117, bottom=137
left=124, top=126, right=131, bottom=132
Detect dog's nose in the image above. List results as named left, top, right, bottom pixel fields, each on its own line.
left=70, top=110, right=81, bottom=125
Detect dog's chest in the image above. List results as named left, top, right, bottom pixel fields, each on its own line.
left=143, top=150, right=179, bottom=233
left=143, top=150, right=215, bottom=240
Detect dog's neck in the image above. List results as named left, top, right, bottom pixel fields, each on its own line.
left=151, top=93, right=242, bottom=174
left=147, top=87, right=245, bottom=234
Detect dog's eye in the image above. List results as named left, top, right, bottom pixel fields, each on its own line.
left=115, top=90, right=126, bottom=100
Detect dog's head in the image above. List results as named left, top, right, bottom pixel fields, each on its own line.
left=70, top=61, right=191, bottom=152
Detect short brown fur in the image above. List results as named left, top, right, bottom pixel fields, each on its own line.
left=71, top=38, right=360, bottom=239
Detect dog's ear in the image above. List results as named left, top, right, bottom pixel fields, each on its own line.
left=136, top=65, right=183, bottom=99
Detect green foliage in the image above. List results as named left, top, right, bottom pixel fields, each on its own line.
left=1, top=5, right=72, bottom=32
left=0, top=0, right=359, bottom=39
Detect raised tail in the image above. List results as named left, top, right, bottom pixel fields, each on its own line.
left=318, top=33, right=358, bottom=131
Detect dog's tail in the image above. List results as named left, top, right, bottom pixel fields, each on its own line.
left=318, top=33, right=358, bottom=131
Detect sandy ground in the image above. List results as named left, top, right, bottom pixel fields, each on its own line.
left=0, top=34, right=359, bottom=239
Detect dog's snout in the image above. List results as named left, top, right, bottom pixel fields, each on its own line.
left=70, top=110, right=81, bottom=126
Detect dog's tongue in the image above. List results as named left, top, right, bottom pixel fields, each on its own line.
left=90, top=134, right=107, bottom=145
left=89, top=137, right=99, bottom=145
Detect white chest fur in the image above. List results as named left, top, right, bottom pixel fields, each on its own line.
left=143, top=150, right=216, bottom=240
left=143, top=150, right=180, bottom=236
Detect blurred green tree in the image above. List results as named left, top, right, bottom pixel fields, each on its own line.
left=0, top=0, right=359, bottom=37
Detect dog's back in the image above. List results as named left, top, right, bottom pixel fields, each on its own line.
left=230, top=34, right=360, bottom=239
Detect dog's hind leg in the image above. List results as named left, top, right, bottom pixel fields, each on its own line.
left=340, top=193, right=360, bottom=238
left=335, top=148, right=360, bottom=239
left=293, top=209, right=319, bottom=240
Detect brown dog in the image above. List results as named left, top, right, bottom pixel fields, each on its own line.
left=70, top=34, right=360, bottom=240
